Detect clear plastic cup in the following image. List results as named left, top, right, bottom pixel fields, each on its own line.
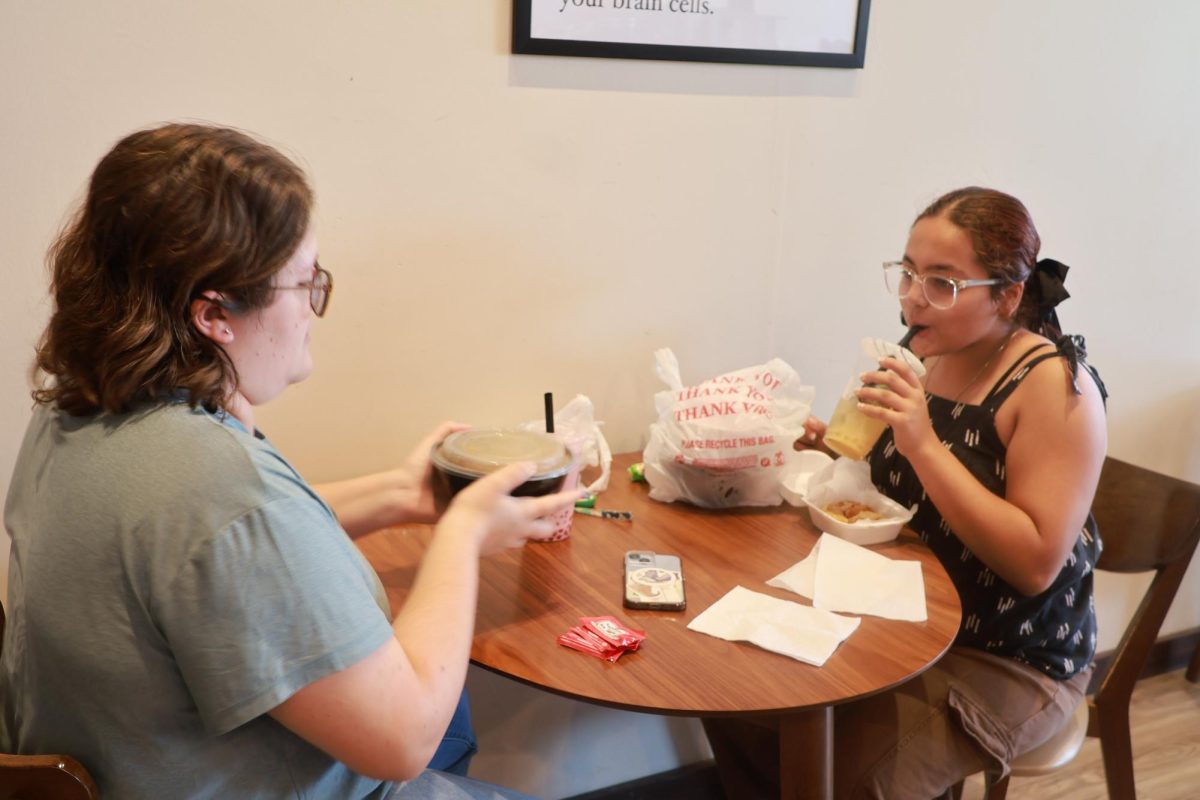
left=430, top=429, right=574, bottom=506
left=824, top=355, right=890, bottom=461
left=823, top=338, right=925, bottom=461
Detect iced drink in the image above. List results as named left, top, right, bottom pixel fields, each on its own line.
left=823, top=334, right=925, bottom=461
left=824, top=391, right=888, bottom=461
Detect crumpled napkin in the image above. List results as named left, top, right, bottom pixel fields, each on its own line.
left=768, top=533, right=927, bottom=622
left=687, top=585, right=860, bottom=666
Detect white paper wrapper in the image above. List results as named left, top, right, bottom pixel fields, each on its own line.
left=862, top=337, right=927, bottom=378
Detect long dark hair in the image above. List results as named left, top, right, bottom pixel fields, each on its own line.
left=34, top=123, right=313, bottom=415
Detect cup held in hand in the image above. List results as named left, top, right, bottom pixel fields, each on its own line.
left=431, top=429, right=575, bottom=504
left=823, top=338, right=926, bottom=461
left=824, top=377, right=889, bottom=461
left=537, top=461, right=581, bottom=542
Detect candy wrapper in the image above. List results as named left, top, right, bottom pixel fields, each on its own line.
left=557, top=615, right=646, bottom=662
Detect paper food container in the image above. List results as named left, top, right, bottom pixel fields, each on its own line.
left=780, top=451, right=914, bottom=546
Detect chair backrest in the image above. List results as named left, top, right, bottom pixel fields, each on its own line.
left=1089, top=456, right=1200, bottom=694
left=1090, top=456, right=1200, bottom=574
left=1085, top=456, right=1200, bottom=799
left=0, top=602, right=101, bottom=800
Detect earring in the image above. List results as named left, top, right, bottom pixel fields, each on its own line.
left=224, top=327, right=232, bottom=335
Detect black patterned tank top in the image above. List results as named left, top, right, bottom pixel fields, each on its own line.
left=868, top=340, right=1101, bottom=680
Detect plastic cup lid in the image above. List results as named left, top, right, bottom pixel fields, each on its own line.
left=435, top=429, right=570, bottom=476
left=862, top=336, right=927, bottom=378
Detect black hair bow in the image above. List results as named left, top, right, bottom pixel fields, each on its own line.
left=1032, top=258, right=1071, bottom=331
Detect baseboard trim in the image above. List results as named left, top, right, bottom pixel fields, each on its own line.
left=1088, top=625, right=1199, bottom=694
left=568, top=628, right=1200, bottom=800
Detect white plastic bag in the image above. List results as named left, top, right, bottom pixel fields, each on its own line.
left=519, top=394, right=612, bottom=494
left=642, top=348, right=815, bottom=508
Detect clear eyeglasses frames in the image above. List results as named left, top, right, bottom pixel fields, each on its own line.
left=882, top=261, right=1002, bottom=310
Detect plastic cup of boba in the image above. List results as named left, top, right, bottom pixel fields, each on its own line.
left=431, top=428, right=577, bottom=539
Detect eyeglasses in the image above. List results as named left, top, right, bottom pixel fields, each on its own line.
left=274, top=265, right=333, bottom=317
left=882, top=261, right=1003, bottom=310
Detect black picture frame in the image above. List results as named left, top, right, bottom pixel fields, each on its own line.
left=513, top=0, right=871, bottom=69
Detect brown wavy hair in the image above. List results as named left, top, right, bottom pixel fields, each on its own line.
left=915, top=187, right=1058, bottom=338
left=33, top=123, right=313, bottom=415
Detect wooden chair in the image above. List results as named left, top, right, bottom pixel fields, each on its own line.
left=955, top=455, right=1200, bottom=800
left=0, top=602, right=100, bottom=800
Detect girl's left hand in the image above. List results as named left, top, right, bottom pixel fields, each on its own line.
left=793, top=415, right=833, bottom=455
left=856, top=356, right=937, bottom=459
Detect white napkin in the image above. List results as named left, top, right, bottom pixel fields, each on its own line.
left=768, top=533, right=927, bottom=622
left=687, top=585, right=860, bottom=667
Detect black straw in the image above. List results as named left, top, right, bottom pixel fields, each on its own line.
left=898, top=326, right=921, bottom=349
left=544, top=392, right=554, bottom=433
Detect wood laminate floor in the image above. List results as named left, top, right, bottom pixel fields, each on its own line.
left=574, top=668, right=1200, bottom=800
left=961, top=669, right=1200, bottom=799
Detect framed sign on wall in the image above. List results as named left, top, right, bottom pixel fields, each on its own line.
left=513, top=0, right=871, bottom=68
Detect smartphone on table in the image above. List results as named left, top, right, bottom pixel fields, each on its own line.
left=623, top=550, right=686, bottom=611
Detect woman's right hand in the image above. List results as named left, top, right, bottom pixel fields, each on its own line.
left=438, top=463, right=584, bottom=556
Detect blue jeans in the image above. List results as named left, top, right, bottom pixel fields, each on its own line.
left=427, top=688, right=477, bottom=776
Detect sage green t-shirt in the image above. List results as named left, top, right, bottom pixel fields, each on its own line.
left=1, top=402, right=395, bottom=799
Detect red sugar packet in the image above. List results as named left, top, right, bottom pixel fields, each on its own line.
left=582, top=616, right=645, bottom=651
left=557, top=627, right=623, bottom=662
left=558, top=616, right=646, bottom=662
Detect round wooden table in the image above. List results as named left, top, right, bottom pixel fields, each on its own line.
left=358, top=453, right=962, bottom=799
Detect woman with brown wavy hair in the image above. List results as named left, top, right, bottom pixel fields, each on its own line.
left=1, top=122, right=572, bottom=799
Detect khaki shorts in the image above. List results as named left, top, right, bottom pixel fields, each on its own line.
left=703, top=647, right=1089, bottom=800
left=833, top=647, right=1091, bottom=800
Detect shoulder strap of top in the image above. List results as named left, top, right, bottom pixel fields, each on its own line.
left=983, top=347, right=1082, bottom=412
left=982, top=343, right=1051, bottom=402
left=983, top=349, right=1067, bottom=409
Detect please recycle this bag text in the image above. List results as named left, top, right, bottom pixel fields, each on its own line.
left=642, top=348, right=815, bottom=508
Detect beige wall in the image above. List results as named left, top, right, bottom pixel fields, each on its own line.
left=3, top=2, right=1199, bottom=796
